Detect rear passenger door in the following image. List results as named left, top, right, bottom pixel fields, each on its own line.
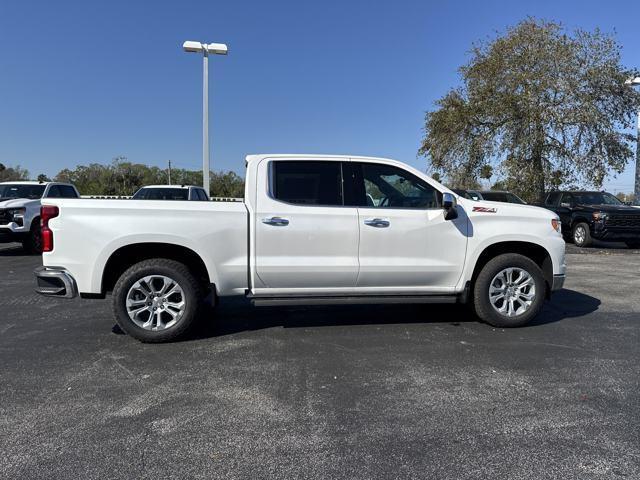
left=253, top=159, right=360, bottom=290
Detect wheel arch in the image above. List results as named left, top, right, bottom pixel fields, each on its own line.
left=101, top=243, right=211, bottom=295
left=470, top=241, right=553, bottom=299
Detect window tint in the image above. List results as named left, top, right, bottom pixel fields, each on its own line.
left=57, top=185, right=78, bottom=198
left=480, top=192, right=508, bottom=203
left=560, top=193, right=574, bottom=206
left=349, top=163, right=440, bottom=209
left=272, top=161, right=342, bottom=206
left=47, top=185, right=63, bottom=198
left=506, top=193, right=526, bottom=204
left=545, top=192, right=561, bottom=206
left=194, top=189, right=208, bottom=201
left=134, top=188, right=189, bottom=200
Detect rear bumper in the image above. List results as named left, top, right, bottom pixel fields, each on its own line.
left=551, top=274, right=565, bottom=292
left=34, top=266, right=78, bottom=299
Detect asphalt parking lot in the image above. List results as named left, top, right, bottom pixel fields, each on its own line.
left=1, top=243, right=639, bottom=480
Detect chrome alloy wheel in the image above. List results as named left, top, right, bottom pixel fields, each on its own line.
left=488, top=267, right=536, bottom=317
left=125, top=275, right=186, bottom=331
left=574, top=225, right=586, bottom=245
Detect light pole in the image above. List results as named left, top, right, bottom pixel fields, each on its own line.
left=626, top=77, right=640, bottom=205
left=183, top=40, right=228, bottom=197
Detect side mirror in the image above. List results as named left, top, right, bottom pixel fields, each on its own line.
left=443, top=192, right=458, bottom=220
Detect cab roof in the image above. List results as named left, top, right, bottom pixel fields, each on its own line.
left=245, top=154, right=398, bottom=164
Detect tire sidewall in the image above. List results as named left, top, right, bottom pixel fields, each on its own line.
left=113, top=260, right=200, bottom=342
left=572, top=223, right=590, bottom=247
left=473, top=254, right=546, bottom=328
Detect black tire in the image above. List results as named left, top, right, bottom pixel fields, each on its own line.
left=572, top=222, right=592, bottom=248
left=625, top=242, right=640, bottom=249
left=112, top=258, right=204, bottom=343
left=473, top=253, right=546, bottom=328
left=22, top=220, right=42, bottom=254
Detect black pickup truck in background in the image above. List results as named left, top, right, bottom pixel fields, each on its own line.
left=540, top=191, right=640, bottom=248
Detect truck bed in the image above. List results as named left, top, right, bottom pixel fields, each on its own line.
left=42, top=198, right=249, bottom=295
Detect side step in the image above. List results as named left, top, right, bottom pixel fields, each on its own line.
left=247, top=294, right=460, bottom=307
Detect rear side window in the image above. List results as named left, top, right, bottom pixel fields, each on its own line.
left=59, top=185, right=78, bottom=198
left=194, top=189, right=208, bottom=201
left=272, top=161, right=342, bottom=206
left=545, top=192, right=561, bottom=206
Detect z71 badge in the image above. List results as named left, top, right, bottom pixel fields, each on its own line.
left=472, top=206, right=498, bottom=213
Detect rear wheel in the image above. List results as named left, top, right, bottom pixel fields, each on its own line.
left=473, top=253, right=546, bottom=328
left=572, top=222, right=592, bottom=248
left=112, top=259, right=204, bottom=342
left=22, top=220, right=42, bottom=254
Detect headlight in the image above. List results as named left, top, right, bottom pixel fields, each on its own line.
left=551, top=218, right=561, bottom=233
left=592, top=211, right=607, bottom=222
left=7, top=208, right=25, bottom=226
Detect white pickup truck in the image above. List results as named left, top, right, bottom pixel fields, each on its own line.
left=0, top=181, right=80, bottom=253
left=35, top=154, right=566, bottom=342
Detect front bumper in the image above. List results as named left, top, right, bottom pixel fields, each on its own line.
left=551, top=274, right=565, bottom=292
left=34, top=266, right=78, bottom=298
left=0, top=226, right=28, bottom=242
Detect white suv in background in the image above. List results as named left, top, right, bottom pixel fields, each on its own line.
left=0, top=181, right=80, bottom=253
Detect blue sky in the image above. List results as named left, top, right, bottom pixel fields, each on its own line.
left=1, top=0, right=639, bottom=192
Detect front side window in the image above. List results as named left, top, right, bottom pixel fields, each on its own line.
left=572, top=192, right=622, bottom=206
left=349, top=163, right=441, bottom=209
left=545, top=192, right=561, bottom=206
left=272, top=161, right=342, bottom=206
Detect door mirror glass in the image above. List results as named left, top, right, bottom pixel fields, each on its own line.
left=443, top=192, right=458, bottom=220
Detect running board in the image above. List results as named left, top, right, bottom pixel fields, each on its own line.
left=247, top=294, right=460, bottom=307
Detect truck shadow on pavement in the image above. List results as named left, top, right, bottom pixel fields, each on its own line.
left=180, top=288, right=601, bottom=341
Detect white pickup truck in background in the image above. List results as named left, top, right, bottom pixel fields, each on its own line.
left=35, top=154, right=566, bottom=342
left=0, top=181, right=80, bottom=253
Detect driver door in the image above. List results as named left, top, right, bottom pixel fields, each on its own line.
left=348, top=161, right=468, bottom=290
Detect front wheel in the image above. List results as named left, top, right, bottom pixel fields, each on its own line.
left=473, top=253, right=546, bottom=328
left=22, top=222, right=42, bottom=254
left=112, top=259, right=204, bottom=342
left=572, top=222, right=592, bottom=248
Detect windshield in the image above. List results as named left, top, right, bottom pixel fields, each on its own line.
left=0, top=184, right=46, bottom=200
left=573, top=192, right=622, bottom=206
left=133, top=188, right=189, bottom=200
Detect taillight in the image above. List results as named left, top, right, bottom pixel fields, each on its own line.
left=40, top=205, right=59, bottom=252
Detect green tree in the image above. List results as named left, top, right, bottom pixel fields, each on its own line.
left=419, top=18, right=640, bottom=202
left=54, top=159, right=245, bottom=197
left=37, top=174, right=51, bottom=182
left=0, top=163, right=29, bottom=182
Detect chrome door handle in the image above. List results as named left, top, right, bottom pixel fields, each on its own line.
left=364, top=218, right=390, bottom=228
left=262, top=216, right=289, bottom=226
